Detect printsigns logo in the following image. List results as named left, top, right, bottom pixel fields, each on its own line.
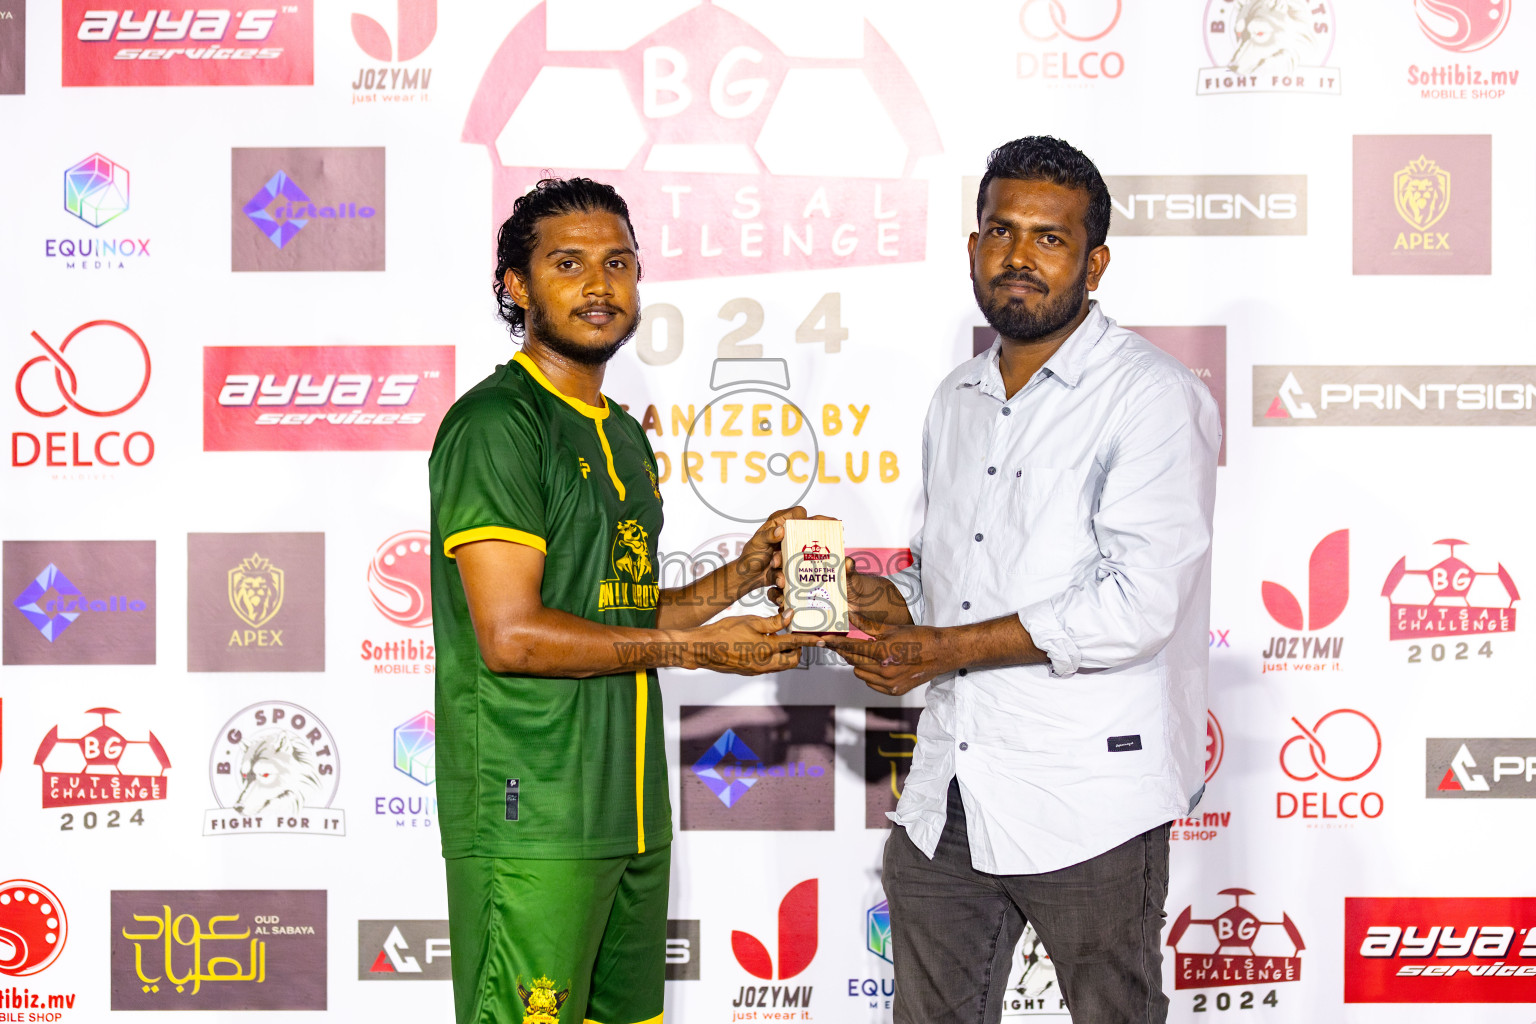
left=1345, top=897, right=1536, bottom=1002
left=1382, top=539, right=1518, bottom=640
left=370, top=532, right=431, bottom=628
left=1354, top=135, right=1491, bottom=275
left=205, top=701, right=344, bottom=837
left=863, top=706, right=920, bottom=828
left=680, top=706, right=833, bottom=830
left=188, top=532, right=324, bottom=672
left=464, top=3, right=941, bottom=281
left=1105, top=177, right=1306, bottom=236
left=0, top=881, right=68, bottom=977
left=63, top=2, right=314, bottom=87
left=110, top=890, right=326, bottom=1010
left=358, top=920, right=450, bottom=980
left=667, top=920, right=701, bottom=981
left=1198, top=0, right=1340, bottom=94
left=0, top=4, right=23, bottom=95
left=64, top=154, right=128, bottom=227
left=1168, top=889, right=1304, bottom=989
left=1254, top=365, right=1536, bottom=426
left=34, top=708, right=170, bottom=809
left=733, top=879, right=817, bottom=981
left=205, top=346, right=451, bottom=451
left=231, top=148, right=384, bottom=271
left=1416, top=0, right=1511, bottom=51
left=1427, top=738, right=1536, bottom=798
left=1277, top=709, right=1384, bottom=822
left=3, top=541, right=155, bottom=666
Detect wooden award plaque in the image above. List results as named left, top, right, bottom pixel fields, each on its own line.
left=781, top=519, right=849, bottom=633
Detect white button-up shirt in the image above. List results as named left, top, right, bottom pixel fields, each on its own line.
left=887, top=302, right=1220, bottom=874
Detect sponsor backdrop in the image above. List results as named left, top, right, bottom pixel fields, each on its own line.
left=1, top=1, right=1534, bottom=1021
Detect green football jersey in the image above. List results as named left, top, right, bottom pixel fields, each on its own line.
left=429, top=351, right=671, bottom=860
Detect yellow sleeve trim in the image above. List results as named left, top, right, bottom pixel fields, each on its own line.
left=443, top=526, right=547, bottom=558
left=585, top=1015, right=662, bottom=1024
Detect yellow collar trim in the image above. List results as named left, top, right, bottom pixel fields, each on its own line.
left=513, top=351, right=609, bottom=419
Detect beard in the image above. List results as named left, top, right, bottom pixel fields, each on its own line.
left=526, top=301, right=640, bottom=367
left=975, top=262, right=1089, bottom=343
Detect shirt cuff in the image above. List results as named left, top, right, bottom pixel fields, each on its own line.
left=882, top=564, right=924, bottom=626
left=1018, top=598, right=1081, bottom=677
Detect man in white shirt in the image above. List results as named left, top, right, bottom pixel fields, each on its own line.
left=824, top=137, right=1220, bottom=1023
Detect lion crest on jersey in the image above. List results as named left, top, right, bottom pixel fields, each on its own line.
left=517, top=975, right=569, bottom=1024
left=612, top=520, right=653, bottom=581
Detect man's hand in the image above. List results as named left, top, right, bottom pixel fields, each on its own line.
left=734, top=505, right=807, bottom=591
left=769, top=553, right=914, bottom=627
left=689, top=610, right=809, bottom=675
left=821, top=612, right=958, bottom=695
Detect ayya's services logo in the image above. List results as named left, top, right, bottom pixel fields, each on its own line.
left=63, top=2, right=314, bottom=86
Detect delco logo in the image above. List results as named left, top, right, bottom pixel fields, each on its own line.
left=62, top=2, right=314, bottom=86
left=1168, top=889, right=1305, bottom=989
left=1345, top=897, right=1536, bottom=1002
left=203, top=346, right=452, bottom=451
left=463, top=2, right=941, bottom=280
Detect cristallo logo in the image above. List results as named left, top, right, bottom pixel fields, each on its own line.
left=1393, top=156, right=1452, bottom=232
left=517, top=975, right=569, bottom=1024
left=228, top=554, right=284, bottom=629
left=599, top=520, right=658, bottom=612
left=463, top=3, right=941, bottom=281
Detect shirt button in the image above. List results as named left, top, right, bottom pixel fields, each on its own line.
left=1016, top=470, right=1022, bottom=478
left=959, top=742, right=969, bottom=751
left=958, top=668, right=968, bottom=676
left=961, top=601, right=971, bottom=610
left=975, top=533, right=984, bottom=542
left=987, top=466, right=997, bottom=475
left=1001, top=407, right=1012, bottom=416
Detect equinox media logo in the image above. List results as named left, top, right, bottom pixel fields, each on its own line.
left=64, top=154, right=127, bottom=227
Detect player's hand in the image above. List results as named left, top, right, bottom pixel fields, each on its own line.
left=690, top=610, right=809, bottom=675
left=765, top=515, right=839, bottom=615
left=821, top=612, right=957, bottom=696
left=734, top=506, right=807, bottom=591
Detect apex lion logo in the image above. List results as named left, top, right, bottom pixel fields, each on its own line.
left=517, top=975, right=569, bottom=1024
left=233, top=730, right=322, bottom=816
left=1393, top=156, right=1452, bottom=231
left=228, top=554, right=284, bottom=628
left=612, top=521, right=652, bottom=582
left=1228, top=0, right=1329, bottom=74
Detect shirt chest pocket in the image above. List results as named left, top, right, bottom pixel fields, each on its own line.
left=1003, top=467, right=1084, bottom=575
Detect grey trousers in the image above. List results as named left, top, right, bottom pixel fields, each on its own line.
left=883, top=778, right=1171, bottom=1024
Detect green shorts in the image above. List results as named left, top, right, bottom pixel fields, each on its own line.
left=445, top=846, right=670, bottom=1024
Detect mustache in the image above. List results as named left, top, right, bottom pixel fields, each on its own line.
left=990, top=269, right=1049, bottom=293
left=574, top=302, right=626, bottom=316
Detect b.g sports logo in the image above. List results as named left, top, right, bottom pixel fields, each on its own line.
left=204, top=346, right=453, bottom=451
left=62, top=2, right=314, bottom=86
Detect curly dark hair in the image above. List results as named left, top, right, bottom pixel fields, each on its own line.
left=492, top=177, right=641, bottom=337
left=976, top=136, right=1111, bottom=250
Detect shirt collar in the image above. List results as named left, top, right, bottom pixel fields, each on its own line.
left=960, top=301, right=1111, bottom=396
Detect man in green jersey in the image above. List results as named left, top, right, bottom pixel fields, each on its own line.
left=429, top=177, right=806, bottom=1024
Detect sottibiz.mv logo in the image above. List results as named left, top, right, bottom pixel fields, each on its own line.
left=0, top=879, right=76, bottom=1015
left=1168, top=889, right=1303, bottom=992
left=1260, top=530, right=1347, bottom=671
left=1382, top=538, right=1517, bottom=644
left=1346, top=897, right=1536, bottom=1003
left=733, top=879, right=816, bottom=1011
left=463, top=2, right=940, bottom=280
